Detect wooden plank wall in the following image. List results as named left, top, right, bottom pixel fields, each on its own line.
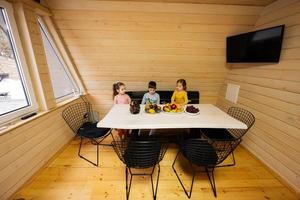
left=0, top=99, right=80, bottom=199
left=0, top=2, right=80, bottom=199
left=47, top=0, right=264, bottom=116
left=217, top=0, right=300, bottom=193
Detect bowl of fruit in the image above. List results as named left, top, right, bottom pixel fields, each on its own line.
left=145, top=103, right=162, bottom=114
left=162, top=103, right=183, bottom=114
left=184, top=105, right=200, bottom=115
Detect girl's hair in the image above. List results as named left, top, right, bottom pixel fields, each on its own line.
left=177, top=79, right=187, bottom=90
left=113, top=81, right=125, bottom=97
left=148, top=81, right=156, bottom=89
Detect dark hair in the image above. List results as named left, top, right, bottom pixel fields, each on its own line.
left=177, top=79, right=187, bottom=90
left=148, top=81, right=156, bottom=89
left=113, top=81, right=125, bottom=97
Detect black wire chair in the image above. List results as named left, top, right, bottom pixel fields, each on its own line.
left=62, top=101, right=112, bottom=166
left=200, top=107, right=255, bottom=167
left=172, top=138, right=240, bottom=198
left=112, top=138, right=168, bottom=200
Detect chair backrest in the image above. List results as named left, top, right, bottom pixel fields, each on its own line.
left=124, top=140, right=162, bottom=168
left=181, top=139, right=218, bottom=166
left=112, top=139, right=166, bottom=169
left=181, top=138, right=239, bottom=166
left=62, top=102, right=92, bottom=134
left=227, top=107, right=255, bottom=139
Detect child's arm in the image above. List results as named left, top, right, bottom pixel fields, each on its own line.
left=127, top=95, right=131, bottom=104
left=157, top=94, right=160, bottom=104
left=183, top=91, right=189, bottom=105
left=141, top=93, right=147, bottom=104
left=114, top=95, right=118, bottom=104
left=171, top=91, right=176, bottom=103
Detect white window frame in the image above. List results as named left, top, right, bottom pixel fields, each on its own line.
left=37, top=17, right=80, bottom=103
left=0, top=0, right=38, bottom=125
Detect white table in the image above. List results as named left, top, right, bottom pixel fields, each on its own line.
left=97, top=104, right=247, bottom=130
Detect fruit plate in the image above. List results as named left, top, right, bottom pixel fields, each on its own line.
left=145, top=109, right=162, bottom=114
left=184, top=105, right=200, bottom=116
left=162, top=109, right=184, bottom=114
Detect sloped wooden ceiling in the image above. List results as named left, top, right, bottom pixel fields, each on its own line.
left=45, top=0, right=276, bottom=6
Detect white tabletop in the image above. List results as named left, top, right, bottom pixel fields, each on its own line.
left=97, top=104, right=247, bottom=129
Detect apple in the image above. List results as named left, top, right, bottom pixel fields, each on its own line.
left=163, top=106, right=170, bottom=112
left=171, top=104, right=177, bottom=110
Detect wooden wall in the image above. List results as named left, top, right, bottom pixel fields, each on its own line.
left=217, top=0, right=300, bottom=193
left=0, top=99, right=80, bottom=199
left=47, top=0, right=264, bottom=115
left=0, top=1, right=81, bottom=199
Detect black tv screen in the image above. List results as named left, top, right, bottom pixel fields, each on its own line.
left=226, top=25, right=285, bottom=63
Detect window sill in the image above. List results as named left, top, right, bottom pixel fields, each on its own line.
left=0, top=96, right=81, bottom=136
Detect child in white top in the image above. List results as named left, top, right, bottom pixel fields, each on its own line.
left=141, top=81, right=160, bottom=136
left=142, top=81, right=160, bottom=105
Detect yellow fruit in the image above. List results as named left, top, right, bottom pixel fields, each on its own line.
left=149, top=109, right=155, bottom=114
left=164, top=107, right=170, bottom=112
left=177, top=108, right=183, bottom=112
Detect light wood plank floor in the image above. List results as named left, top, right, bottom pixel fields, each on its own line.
left=12, top=134, right=299, bottom=200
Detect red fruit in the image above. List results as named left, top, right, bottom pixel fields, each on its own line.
left=171, top=104, right=177, bottom=110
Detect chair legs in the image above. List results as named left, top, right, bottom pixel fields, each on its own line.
left=172, top=150, right=195, bottom=198
left=205, top=167, right=217, bottom=197
left=151, top=165, right=160, bottom=200
left=125, top=165, right=160, bottom=200
left=125, top=167, right=133, bottom=200
left=78, top=130, right=113, bottom=166
left=172, top=150, right=217, bottom=198
left=216, top=151, right=236, bottom=168
left=78, top=136, right=99, bottom=166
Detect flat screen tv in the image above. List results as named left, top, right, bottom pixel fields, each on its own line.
left=226, top=25, right=285, bottom=63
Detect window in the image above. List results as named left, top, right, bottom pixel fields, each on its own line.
left=37, top=17, right=79, bottom=102
left=0, top=1, right=37, bottom=125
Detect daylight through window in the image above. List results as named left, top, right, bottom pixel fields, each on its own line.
left=38, top=18, right=79, bottom=101
left=0, top=4, right=37, bottom=124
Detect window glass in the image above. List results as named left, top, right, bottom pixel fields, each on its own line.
left=0, top=8, right=29, bottom=116
left=38, top=18, right=79, bottom=100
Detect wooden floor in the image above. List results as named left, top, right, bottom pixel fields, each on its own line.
left=12, top=133, right=299, bottom=200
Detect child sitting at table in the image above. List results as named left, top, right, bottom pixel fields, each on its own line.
left=140, top=81, right=160, bottom=136
left=142, top=81, right=160, bottom=105
left=113, top=81, right=131, bottom=139
left=171, top=79, right=188, bottom=106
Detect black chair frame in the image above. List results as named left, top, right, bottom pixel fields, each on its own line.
left=172, top=151, right=217, bottom=198
left=201, top=107, right=255, bottom=167
left=77, top=133, right=114, bottom=166
left=125, top=164, right=160, bottom=200
left=172, top=138, right=239, bottom=198
left=62, top=100, right=113, bottom=166
left=112, top=138, right=168, bottom=200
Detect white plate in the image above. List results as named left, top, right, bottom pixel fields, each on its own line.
left=184, top=106, right=200, bottom=116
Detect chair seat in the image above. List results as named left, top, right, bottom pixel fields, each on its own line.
left=201, top=128, right=235, bottom=140
left=77, top=122, right=110, bottom=138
